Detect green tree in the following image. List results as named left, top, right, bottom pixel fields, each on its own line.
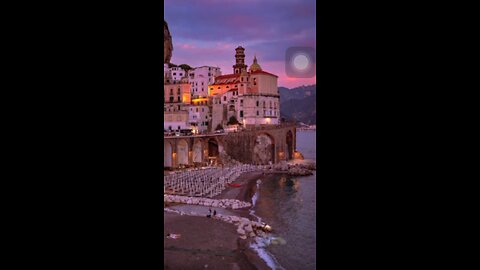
left=178, top=64, right=193, bottom=71
left=227, top=116, right=239, bottom=125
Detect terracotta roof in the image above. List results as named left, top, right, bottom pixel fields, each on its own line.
left=213, top=74, right=240, bottom=84
left=214, top=74, right=239, bottom=80
left=250, top=70, right=278, bottom=77
left=211, top=82, right=239, bottom=86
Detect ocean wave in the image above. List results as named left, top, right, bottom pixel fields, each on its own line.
left=249, top=180, right=262, bottom=223
left=250, top=236, right=286, bottom=270
left=249, top=179, right=286, bottom=270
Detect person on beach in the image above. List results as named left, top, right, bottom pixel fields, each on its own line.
left=207, top=208, right=212, bottom=218
left=213, top=210, right=217, bottom=216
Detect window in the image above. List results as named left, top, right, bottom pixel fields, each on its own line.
left=240, top=111, right=243, bottom=117
left=256, top=101, right=259, bottom=107
left=257, top=111, right=259, bottom=116
left=223, top=96, right=226, bottom=101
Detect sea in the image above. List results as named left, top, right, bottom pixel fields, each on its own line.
left=250, top=130, right=316, bottom=270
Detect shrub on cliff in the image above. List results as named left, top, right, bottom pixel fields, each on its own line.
left=178, top=64, right=192, bottom=71
left=227, top=116, right=239, bottom=125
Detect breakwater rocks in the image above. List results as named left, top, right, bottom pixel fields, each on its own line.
left=269, top=161, right=316, bottom=176
left=164, top=195, right=252, bottom=209
left=164, top=207, right=268, bottom=239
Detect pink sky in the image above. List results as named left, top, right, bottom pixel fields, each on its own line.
left=165, top=0, right=316, bottom=89
left=171, top=42, right=316, bottom=89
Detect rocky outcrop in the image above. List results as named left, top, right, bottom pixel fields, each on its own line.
left=164, top=207, right=271, bottom=239
left=252, top=134, right=274, bottom=165
left=218, top=147, right=243, bottom=166
left=164, top=20, right=173, bottom=64
left=164, top=195, right=251, bottom=209
left=268, top=161, right=316, bottom=176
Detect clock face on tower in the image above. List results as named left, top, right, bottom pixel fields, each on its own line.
left=164, top=20, right=173, bottom=64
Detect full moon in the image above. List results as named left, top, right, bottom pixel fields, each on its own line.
left=293, top=54, right=309, bottom=70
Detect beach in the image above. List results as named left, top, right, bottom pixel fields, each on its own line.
left=164, top=171, right=270, bottom=270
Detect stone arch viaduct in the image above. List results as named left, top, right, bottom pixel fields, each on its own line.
left=163, top=124, right=296, bottom=169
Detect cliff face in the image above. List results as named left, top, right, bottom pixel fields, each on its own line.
left=164, top=20, right=173, bottom=64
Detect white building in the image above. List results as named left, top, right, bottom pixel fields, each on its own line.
left=169, top=66, right=187, bottom=82
left=187, top=104, right=210, bottom=134
left=164, top=105, right=189, bottom=131
left=188, top=66, right=221, bottom=98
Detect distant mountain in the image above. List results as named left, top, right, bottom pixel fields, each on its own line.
left=279, top=85, right=316, bottom=125
left=279, top=85, right=316, bottom=103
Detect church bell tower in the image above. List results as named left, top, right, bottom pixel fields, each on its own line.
left=233, top=46, right=248, bottom=74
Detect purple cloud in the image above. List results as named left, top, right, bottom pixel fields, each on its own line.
left=165, top=0, right=316, bottom=88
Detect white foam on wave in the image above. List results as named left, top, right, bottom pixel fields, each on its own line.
left=250, top=236, right=286, bottom=270
left=249, top=180, right=262, bottom=222
left=248, top=179, right=285, bottom=270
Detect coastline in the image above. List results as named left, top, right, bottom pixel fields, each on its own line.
left=164, top=171, right=271, bottom=270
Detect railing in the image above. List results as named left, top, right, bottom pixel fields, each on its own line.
left=163, top=123, right=295, bottom=138
left=163, top=132, right=227, bottom=139
left=243, top=123, right=296, bottom=131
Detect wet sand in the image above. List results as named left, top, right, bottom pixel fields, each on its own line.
left=164, top=171, right=269, bottom=270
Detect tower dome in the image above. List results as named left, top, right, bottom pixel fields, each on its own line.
left=249, top=55, right=262, bottom=72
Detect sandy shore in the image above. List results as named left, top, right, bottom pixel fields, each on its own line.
left=164, top=171, right=270, bottom=270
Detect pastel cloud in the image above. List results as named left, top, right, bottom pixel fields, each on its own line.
left=165, top=0, right=316, bottom=88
